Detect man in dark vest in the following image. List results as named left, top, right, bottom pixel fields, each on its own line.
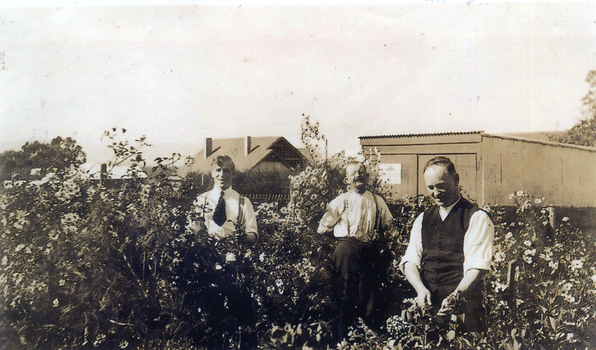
left=400, top=156, right=494, bottom=332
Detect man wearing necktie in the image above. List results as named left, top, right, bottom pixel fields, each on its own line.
left=186, top=155, right=258, bottom=348
left=187, top=155, right=258, bottom=244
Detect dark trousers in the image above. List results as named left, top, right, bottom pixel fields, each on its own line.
left=333, top=238, right=387, bottom=332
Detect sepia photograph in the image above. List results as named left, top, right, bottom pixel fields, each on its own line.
left=1, top=0, right=595, bottom=348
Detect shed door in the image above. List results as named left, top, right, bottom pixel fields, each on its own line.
left=417, top=154, right=478, bottom=202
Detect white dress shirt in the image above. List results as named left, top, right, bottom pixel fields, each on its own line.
left=317, top=190, right=393, bottom=242
left=191, top=186, right=258, bottom=239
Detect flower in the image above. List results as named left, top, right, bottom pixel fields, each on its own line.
left=562, top=217, right=569, bottom=222
left=571, top=259, right=584, bottom=271
left=505, top=232, right=514, bottom=240
left=549, top=261, right=559, bottom=273
left=517, top=191, right=525, bottom=196
left=509, top=193, right=515, bottom=199
left=225, top=252, right=236, bottom=262
left=215, top=264, right=222, bottom=270
left=53, top=298, right=59, bottom=308
left=534, top=198, right=542, bottom=204
left=524, top=240, right=532, bottom=247
left=524, top=249, right=536, bottom=256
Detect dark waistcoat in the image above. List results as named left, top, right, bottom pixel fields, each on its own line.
left=421, top=198, right=479, bottom=299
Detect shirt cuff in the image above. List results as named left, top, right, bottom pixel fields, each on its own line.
left=463, top=258, right=491, bottom=273
left=399, top=259, right=420, bottom=274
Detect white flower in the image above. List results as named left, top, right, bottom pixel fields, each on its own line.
left=562, top=217, right=569, bottom=222
left=534, top=198, right=542, bottom=204
left=549, top=261, right=559, bottom=273
left=524, top=240, right=532, bottom=247
left=524, top=249, right=536, bottom=256
left=259, top=253, right=266, bottom=262
left=59, top=279, right=66, bottom=286
left=225, top=252, right=236, bottom=262
left=591, top=275, right=596, bottom=285
left=571, top=259, right=584, bottom=271
left=215, top=264, right=222, bottom=270
left=522, top=255, right=533, bottom=264
left=517, top=191, right=525, bottom=196
left=15, top=244, right=25, bottom=252
left=509, top=193, right=515, bottom=199
left=505, top=232, right=514, bottom=240
left=53, top=298, right=59, bottom=308
left=119, top=340, right=129, bottom=349
left=1, top=256, right=7, bottom=265
left=493, top=251, right=506, bottom=264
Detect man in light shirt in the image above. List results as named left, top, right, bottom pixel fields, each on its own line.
left=186, top=155, right=258, bottom=348
left=187, top=155, right=258, bottom=244
left=400, top=156, right=494, bottom=332
left=317, top=161, right=393, bottom=332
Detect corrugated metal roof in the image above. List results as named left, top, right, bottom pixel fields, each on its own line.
left=359, top=131, right=483, bottom=140
left=359, top=131, right=596, bottom=152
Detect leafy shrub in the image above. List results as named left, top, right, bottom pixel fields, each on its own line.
left=2, top=127, right=596, bottom=350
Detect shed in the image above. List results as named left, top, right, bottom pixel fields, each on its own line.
left=360, top=131, right=596, bottom=207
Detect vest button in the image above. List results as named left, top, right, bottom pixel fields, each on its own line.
left=435, top=259, right=440, bottom=263
left=439, top=236, right=443, bottom=239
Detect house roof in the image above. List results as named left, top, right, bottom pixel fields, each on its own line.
left=181, top=136, right=304, bottom=175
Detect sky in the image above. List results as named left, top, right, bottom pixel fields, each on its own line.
left=0, top=1, right=595, bottom=164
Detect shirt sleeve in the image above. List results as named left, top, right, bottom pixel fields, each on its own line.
left=317, top=196, right=343, bottom=234
left=376, top=195, right=394, bottom=230
left=399, top=213, right=424, bottom=273
left=463, top=210, right=495, bottom=273
left=243, top=198, right=258, bottom=237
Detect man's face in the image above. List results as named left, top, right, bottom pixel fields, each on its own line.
left=423, top=165, right=460, bottom=208
left=345, top=163, right=368, bottom=192
left=211, top=161, right=234, bottom=190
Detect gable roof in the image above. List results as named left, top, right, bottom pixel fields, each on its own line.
left=180, top=136, right=305, bottom=175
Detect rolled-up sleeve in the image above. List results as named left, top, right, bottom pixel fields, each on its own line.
left=399, top=213, right=424, bottom=273
left=463, top=211, right=494, bottom=273
left=243, top=199, right=258, bottom=237
left=317, top=197, right=342, bottom=234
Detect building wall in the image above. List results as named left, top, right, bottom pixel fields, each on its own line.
left=482, top=135, right=596, bottom=207
left=362, top=134, right=596, bottom=207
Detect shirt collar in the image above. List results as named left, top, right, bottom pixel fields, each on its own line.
left=212, top=186, right=234, bottom=197
left=439, top=196, right=461, bottom=220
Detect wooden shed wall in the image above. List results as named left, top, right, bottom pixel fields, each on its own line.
left=481, top=135, right=596, bottom=207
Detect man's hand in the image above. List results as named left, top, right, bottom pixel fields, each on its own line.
left=416, top=288, right=432, bottom=309
left=437, top=291, right=461, bottom=316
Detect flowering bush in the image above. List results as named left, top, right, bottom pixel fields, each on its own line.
left=2, top=127, right=596, bottom=350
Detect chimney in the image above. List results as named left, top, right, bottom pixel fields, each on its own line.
left=100, top=163, right=107, bottom=179
left=245, top=136, right=252, bottom=155
left=205, top=138, right=212, bottom=158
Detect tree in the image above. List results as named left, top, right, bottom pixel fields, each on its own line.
left=0, top=137, right=86, bottom=180
left=551, top=70, right=596, bottom=147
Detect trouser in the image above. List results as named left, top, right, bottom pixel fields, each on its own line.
left=333, top=238, right=388, bottom=331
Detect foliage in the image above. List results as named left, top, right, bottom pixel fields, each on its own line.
left=551, top=70, right=596, bottom=147
left=2, top=126, right=596, bottom=350
left=0, top=136, right=86, bottom=181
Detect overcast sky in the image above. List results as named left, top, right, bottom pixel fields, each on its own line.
left=1, top=1, right=595, bottom=163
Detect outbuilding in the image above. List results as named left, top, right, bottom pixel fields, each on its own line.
left=359, top=131, right=596, bottom=207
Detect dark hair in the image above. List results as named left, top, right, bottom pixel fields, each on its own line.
left=211, top=155, right=235, bottom=173
left=423, top=156, right=458, bottom=183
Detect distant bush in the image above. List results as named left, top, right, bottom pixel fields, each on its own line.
left=2, top=127, right=596, bottom=349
